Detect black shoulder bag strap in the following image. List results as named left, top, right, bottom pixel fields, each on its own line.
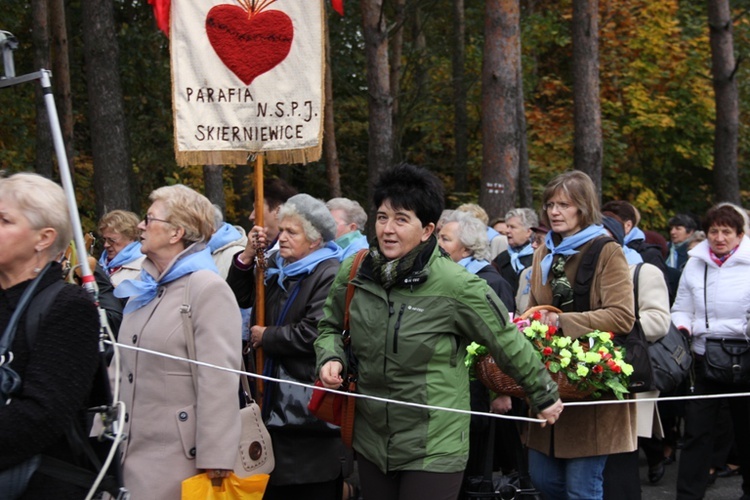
left=573, top=236, right=615, bottom=312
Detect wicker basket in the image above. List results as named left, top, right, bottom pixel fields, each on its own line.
left=475, top=305, right=596, bottom=401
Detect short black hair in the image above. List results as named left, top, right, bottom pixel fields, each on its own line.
left=258, top=178, right=298, bottom=210
left=601, top=200, right=637, bottom=225
left=702, top=205, right=745, bottom=235
left=668, top=213, right=697, bottom=232
left=373, top=163, right=444, bottom=227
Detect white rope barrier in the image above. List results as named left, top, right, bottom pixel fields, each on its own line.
left=107, top=341, right=750, bottom=423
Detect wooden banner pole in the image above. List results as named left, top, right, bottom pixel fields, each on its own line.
left=253, top=153, right=266, bottom=404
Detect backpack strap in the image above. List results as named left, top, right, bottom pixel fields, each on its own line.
left=632, top=262, right=643, bottom=321
left=573, top=236, right=616, bottom=312
left=24, top=280, right=66, bottom=349
left=343, top=249, right=368, bottom=333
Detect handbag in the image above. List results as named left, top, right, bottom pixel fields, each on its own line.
left=697, top=264, right=750, bottom=386
left=180, top=276, right=275, bottom=479
left=612, top=263, right=654, bottom=393
left=181, top=472, right=270, bottom=500
left=648, top=322, right=692, bottom=393
left=307, top=249, right=367, bottom=448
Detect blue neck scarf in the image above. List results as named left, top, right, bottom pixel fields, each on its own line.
left=115, top=244, right=218, bottom=314
left=508, top=243, right=534, bottom=274
left=208, top=223, right=242, bottom=253
left=265, top=241, right=343, bottom=291
left=99, top=241, right=143, bottom=274
left=487, top=227, right=500, bottom=241
left=457, top=257, right=489, bottom=275
left=339, top=233, right=369, bottom=262
left=623, top=245, right=643, bottom=265
left=540, top=225, right=607, bottom=284
left=624, top=226, right=645, bottom=245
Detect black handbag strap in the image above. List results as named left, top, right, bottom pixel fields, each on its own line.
left=703, top=264, right=709, bottom=331
left=0, top=262, right=53, bottom=358
left=633, top=263, right=643, bottom=321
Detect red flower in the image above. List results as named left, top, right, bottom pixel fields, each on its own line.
left=533, top=311, right=542, bottom=321
left=542, top=347, right=553, bottom=356
left=609, top=332, right=615, bottom=340
left=606, top=360, right=621, bottom=373
left=600, top=351, right=612, bottom=361
left=547, top=325, right=558, bottom=336
left=593, top=365, right=604, bottom=374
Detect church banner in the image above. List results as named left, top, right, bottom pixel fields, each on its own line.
left=171, top=0, right=325, bottom=166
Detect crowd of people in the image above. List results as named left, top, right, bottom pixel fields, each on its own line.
left=0, top=166, right=748, bottom=500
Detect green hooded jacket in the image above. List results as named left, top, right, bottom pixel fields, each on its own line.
left=315, top=243, right=559, bottom=474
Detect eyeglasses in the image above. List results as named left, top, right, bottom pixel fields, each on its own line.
left=143, top=214, right=172, bottom=226
left=543, top=201, right=574, bottom=212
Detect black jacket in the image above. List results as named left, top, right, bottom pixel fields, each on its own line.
left=493, top=249, right=534, bottom=295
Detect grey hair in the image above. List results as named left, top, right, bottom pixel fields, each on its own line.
left=325, top=197, right=367, bottom=230
left=504, top=208, right=539, bottom=230
left=442, top=210, right=491, bottom=261
left=277, top=203, right=322, bottom=243
left=212, top=204, right=224, bottom=230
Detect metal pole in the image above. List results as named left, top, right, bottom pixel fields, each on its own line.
left=39, top=70, right=97, bottom=295
left=254, top=153, right=265, bottom=404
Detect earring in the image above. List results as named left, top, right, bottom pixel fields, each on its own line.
left=33, top=249, right=42, bottom=274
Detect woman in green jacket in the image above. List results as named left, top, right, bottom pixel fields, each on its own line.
left=315, top=163, right=562, bottom=500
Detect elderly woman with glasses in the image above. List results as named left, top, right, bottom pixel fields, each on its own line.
left=524, top=171, right=636, bottom=499
left=114, top=185, right=242, bottom=499
left=226, top=193, right=345, bottom=500
left=98, top=210, right=145, bottom=287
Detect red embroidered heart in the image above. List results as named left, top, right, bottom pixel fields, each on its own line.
left=206, top=6, right=294, bottom=86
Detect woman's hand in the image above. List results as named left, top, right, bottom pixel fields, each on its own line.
left=319, top=360, right=344, bottom=388
left=205, top=468, right=232, bottom=487
left=490, top=395, right=512, bottom=414
left=250, top=325, right=266, bottom=349
left=537, top=309, right=560, bottom=328
left=537, top=398, right=564, bottom=427
left=238, top=225, right=268, bottom=265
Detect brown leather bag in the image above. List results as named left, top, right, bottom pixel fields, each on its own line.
left=308, top=249, right=367, bottom=448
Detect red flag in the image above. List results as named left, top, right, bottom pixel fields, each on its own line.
left=148, top=0, right=170, bottom=36
left=331, top=0, right=344, bottom=16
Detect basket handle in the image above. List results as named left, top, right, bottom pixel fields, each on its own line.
left=519, top=304, right=563, bottom=321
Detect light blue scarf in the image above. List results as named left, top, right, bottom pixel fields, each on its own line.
left=624, top=226, right=646, bottom=245
left=623, top=245, right=643, bottom=265
left=115, top=244, right=218, bottom=314
left=99, top=241, right=142, bottom=275
left=208, top=223, right=242, bottom=253
left=265, top=241, right=343, bottom=291
left=540, top=225, right=607, bottom=284
left=487, top=227, right=500, bottom=241
left=336, top=231, right=369, bottom=261
left=508, top=243, right=534, bottom=274
left=458, top=256, right=489, bottom=275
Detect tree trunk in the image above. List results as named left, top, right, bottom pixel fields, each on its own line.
left=411, top=6, right=428, bottom=104
left=323, top=19, right=341, bottom=198
left=518, top=66, right=532, bottom=208
left=452, top=0, right=469, bottom=194
left=572, top=0, right=602, bottom=199
left=390, top=0, right=406, bottom=163
left=32, top=0, right=53, bottom=179
left=203, top=164, right=225, bottom=214
left=361, top=0, right=393, bottom=210
left=49, top=0, right=74, bottom=175
left=480, top=0, right=521, bottom=220
left=82, top=0, right=132, bottom=216
left=708, top=0, right=740, bottom=204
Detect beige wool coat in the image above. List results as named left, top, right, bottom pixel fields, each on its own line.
left=526, top=236, right=638, bottom=459
left=118, top=251, right=242, bottom=499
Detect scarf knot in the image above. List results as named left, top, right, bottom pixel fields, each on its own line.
left=265, top=242, right=343, bottom=291
left=540, top=225, right=607, bottom=284
left=508, top=243, right=534, bottom=273
left=115, top=244, right=218, bottom=314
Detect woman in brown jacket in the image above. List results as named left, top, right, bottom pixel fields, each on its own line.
left=114, top=185, right=242, bottom=499
left=525, top=171, right=636, bottom=499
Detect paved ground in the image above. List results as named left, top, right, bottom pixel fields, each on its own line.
left=640, top=449, right=743, bottom=500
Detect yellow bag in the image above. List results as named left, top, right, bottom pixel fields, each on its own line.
left=181, top=472, right=270, bottom=500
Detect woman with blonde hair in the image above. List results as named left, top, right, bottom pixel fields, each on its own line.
left=115, top=184, right=242, bottom=499
left=98, top=210, right=145, bottom=286
left=0, top=173, right=100, bottom=499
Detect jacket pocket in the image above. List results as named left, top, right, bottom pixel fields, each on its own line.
left=175, top=404, right=197, bottom=460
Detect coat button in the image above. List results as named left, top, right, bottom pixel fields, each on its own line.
left=249, top=442, right=263, bottom=460
left=158, top=287, right=165, bottom=297
left=179, top=411, right=189, bottom=421
left=189, top=447, right=196, bottom=457
left=128, top=373, right=133, bottom=383
left=125, top=413, right=129, bottom=422
left=132, top=335, right=138, bottom=343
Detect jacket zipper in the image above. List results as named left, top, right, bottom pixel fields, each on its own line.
left=486, top=294, right=508, bottom=327
left=393, top=303, right=406, bottom=353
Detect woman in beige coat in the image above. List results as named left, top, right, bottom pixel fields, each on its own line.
left=114, top=185, right=242, bottom=499
left=526, top=171, right=636, bottom=499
